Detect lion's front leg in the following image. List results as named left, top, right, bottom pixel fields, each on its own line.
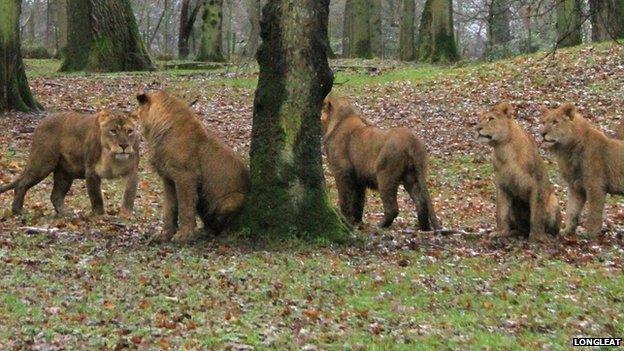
left=86, top=172, right=105, bottom=215
left=154, top=177, right=178, bottom=243
left=120, top=170, right=138, bottom=218
left=528, top=187, right=550, bottom=243
left=171, top=176, right=199, bottom=243
left=585, top=186, right=606, bottom=238
left=496, top=186, right=513, bottom=237
left=334, top=171, right=358, bottom=223
left=562, top=187, right=586, bottom=236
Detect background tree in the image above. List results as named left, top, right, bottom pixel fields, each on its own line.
left=370, top=0, right=383, bottom=57
left=415, top=0, right=459, bottom=62
left=242, top=0, right=261, bottom=57
left=178, top=0, right=204, bottom=58
left=1, top=0, right=41, bottom=112
left=589, top=0, right=624, bottom=42
left=61, top=0, right=153, bottom=72
left=487, top=0, right=511, bottom=60
left=399, top=0, right=416, bottom=61
left=197, top=0, right=225, bottom=61
left=239, top=0, right=350, bottom=241
left=344, top=0, right=375, bottom=58
left=556, top=0, right=583, bottom=48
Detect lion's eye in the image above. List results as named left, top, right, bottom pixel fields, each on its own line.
left=127, top=129, right=134, bottom=134
left=109, top=130, right=117, bottom=136
left=488, top=117, right=495, bottom=122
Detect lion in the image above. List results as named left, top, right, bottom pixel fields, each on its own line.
left=540, top=102, right=624, bottom=237
left=476, top=103, right=561, bottom=242
left=616, top=120, right=624, bottom=140
left=0, top=111, right=139, bottom=216
left=321, top=96, right=439, bottom=231
left=135, top=91, right=250, bottom=243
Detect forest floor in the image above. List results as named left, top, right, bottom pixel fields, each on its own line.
left=1, top=43, right=623, bottom=350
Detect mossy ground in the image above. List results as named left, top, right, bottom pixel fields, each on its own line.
left=0, top=43, right=622, bottom=349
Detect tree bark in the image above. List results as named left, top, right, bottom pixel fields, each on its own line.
left=0, top=0, right=41, bottom=112
left=197, top=0, right=224, bottom=61
left=57, top=0, right=68, bottom=57
left=178, top=0, right=203, bottom=59
left=370, top=0, right=383, bottom=57
left=349, top=0, right=373, bottom=58
left=239, top=0, right=350, bottom=241
left=242, top=0, right=261, bottom=58
left=589, top=0, right=624, bottom=41
left=60, top=0, right=153, bottom=72
left=487, top=0, right=511, bottom=60
left=415, top=0, right=459, bottom=63
left=342, top=0, right=353, bottom=57
left=399, top=0, right=415, bottom=61
left=556, top=0, right=583, bottom=48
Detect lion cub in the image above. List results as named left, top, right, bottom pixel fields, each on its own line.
left=540, top=103, right=624, bottom=237
left=476, top=103, right=561, bottom=241
left=135, top=91, right=250, bottom=243
left=0, top=111, right=139, bottom=216
left=321, top=96, right=439, bottom=231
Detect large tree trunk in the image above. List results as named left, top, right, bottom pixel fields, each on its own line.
left=349, top=0, right=373, bottom=58
left=415, top=0, right=459, bottom=63
left=178, top=0, right=203, bottom=59
left=0, top=0, right=41, bottom=112
left=61, top=0, right=153, bottom=72
left=589, top=0, right=624, bottom=41
left=56, top=0, right=68, bottom=57
left=487, top=0, right=511, bottom=60
left=399, top=0, right=416, bottom=61
left=197, top=0, right=225, bottom=61
left=239, top=0, right=350, bottom=241
left=242, top=0, right=261, bottom=58
left=556, top=0, right=583, bottom=48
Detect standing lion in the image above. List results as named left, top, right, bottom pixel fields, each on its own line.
left=321, top=96, right=439, bottom=231
left=476, top=103, right=561, bottom=242
left=540, top=103, right=624, bottom=237
left=135, top=91, right=250, bottom=243
left=0, top=111, right=139, bottom=216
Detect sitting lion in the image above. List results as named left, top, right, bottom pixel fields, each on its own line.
left=616, top=120, right=624, bottom=140
left=135, top=91, right=250, bottom=243
left=321, top=96, right=439, bottom=231
left=0, top=111, right=139, bottom=216
left=476, top=103, right=561, bottom=242
left=540, top=103, right=624, bottom=237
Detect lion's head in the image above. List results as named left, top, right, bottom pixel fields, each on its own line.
left=321, top=96, right=359, bottom=136
left=97, top=110, right=139, bottom=161
left=539, top=103, right=579, bottom=149
left=476, top=102, right=515, bottom=145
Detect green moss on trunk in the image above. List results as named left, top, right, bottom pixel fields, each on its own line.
left=60, top=0, right=153, bottom=72
left=236, top=0, right=350, bottom=243
left=487, top=0, right=511, bottom=61
left=415, top=0, right=459, bottom=63
left=0, top=0, right=41, bottom=112
left=399, top=0, right=416, bottom=61
left=197, top=0, right=225, bottom=62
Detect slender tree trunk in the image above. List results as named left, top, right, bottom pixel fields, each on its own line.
left=415, top=0, right=459, bottom=63
left=399, top=0, right=415, bottom=61
left=0, top=0, right=42, bottom=112
left=178, top=0, right=203, bottom=59
left=487, top=0, right=511, bottom=60
left=61, top=0, right=153, bottom=72
left=224, top=0, right=233, bottom=59
left=342, top=0, right=353, bottom=57
left=163, top=0, right=172, bottom=56
left=556, top=0, right=583, bottom=48
left=197, top=0, right=225, bottom=61
left=242, top=0, right=261, bottom=57
left=238, top=0, right=350, bottom=241
left=370, top=0, right=383, bottom=57
left=589, top=0, right=624, bottom=41
left=57, top=0, right=68, bottom=57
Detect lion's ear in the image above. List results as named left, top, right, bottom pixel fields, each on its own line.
left=137, top=92, right=150, bottom=106
left=538, top=105, right=550, bottom=116
left=561, top=102, right=576, bottom=120
left=96, top=111, right=111, bottom=126
left=497, top=102, right=514, bottom=119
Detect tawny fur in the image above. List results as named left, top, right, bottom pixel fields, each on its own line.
left=0, top=111, right=139, bottom=216
left=321, top=96, right=439, bottom=231
left=541, top=103, right=624, bottom=237
left=616, top=120, right=624, bottom=140
left=477, top=103, right=561, bottom=242
left=135, top=90, right=250, bottom=243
